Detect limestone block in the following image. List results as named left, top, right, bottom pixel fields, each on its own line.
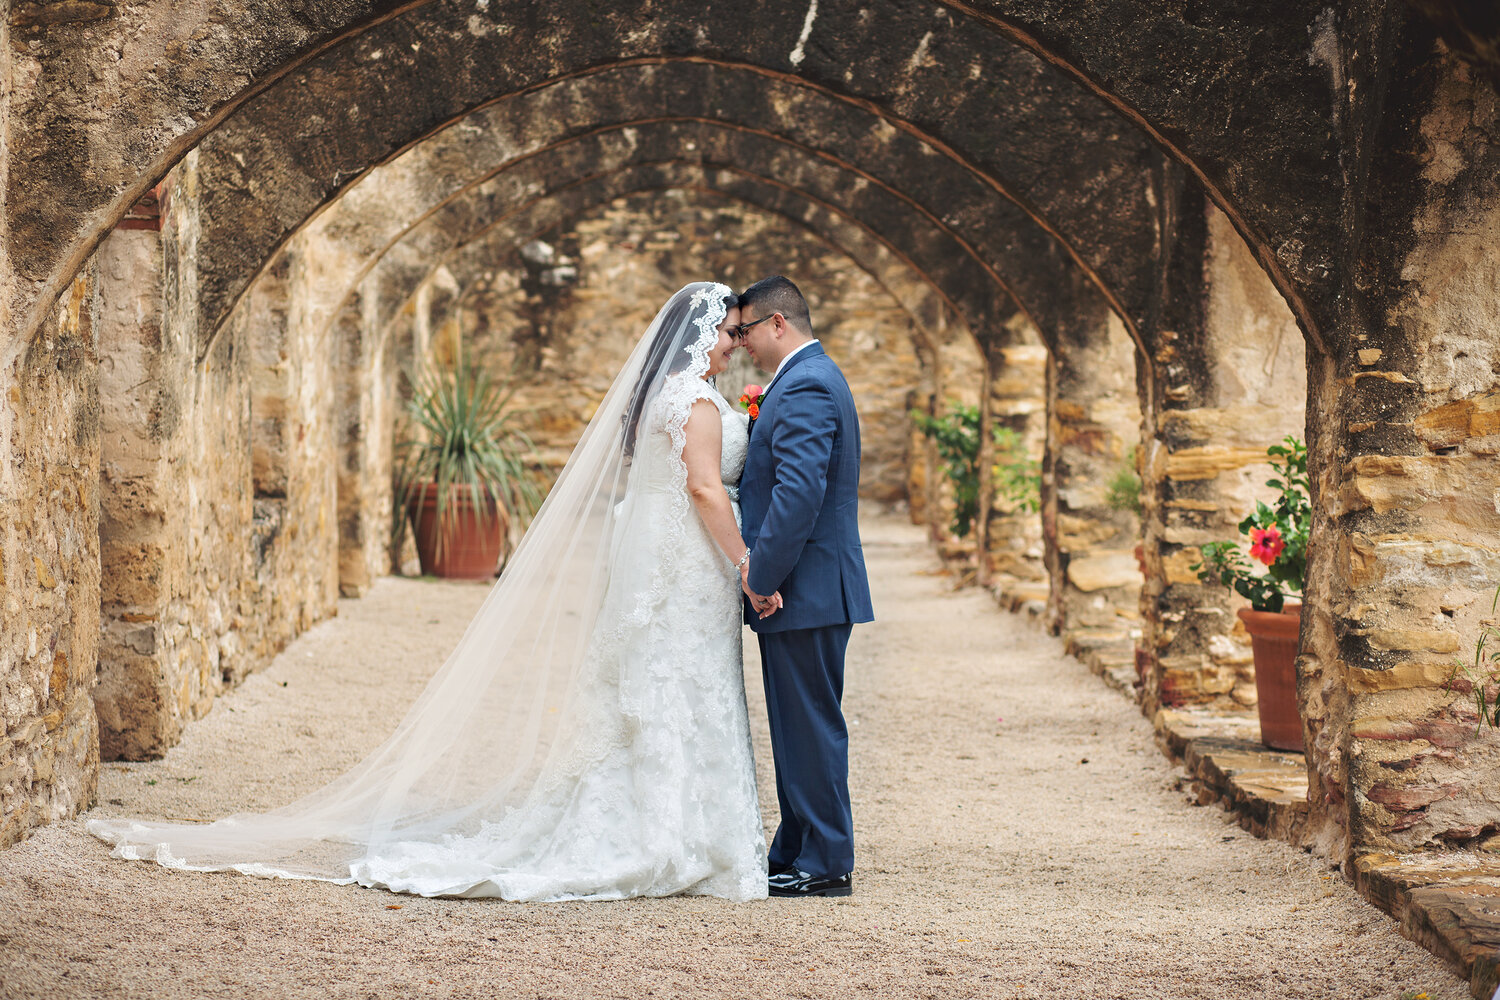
left=1162, top=548, right=1206, bottom=585
left=1207, top=633, right=1254, bottom=667
left=1349, top=534, right=1500, bottom=597
left=1230, top=678, right=1259, bottom=707
left=1341, top=453, right=1500, bottom=518
left=1367, top=781, right=1461, bottom=812
left=1351, top=715, right=1472, bottom=750
left=1199, top=664, right=1238, bottom=696
left=1165, top=497, right=1221, bottom=512
left=1342, top=658, right=1472, bottom=694
left=1165, top=446, right=1272, bottom=481
left=1065, top=551, right=1140, bottom=592
left=1356, top=628, right=1461, bottom=654
left=1413, top=390, right=1500, bottom=449
left=1160, top=408, right=1299, bottom=449
left=1055, top=512, right=1126, bottom=548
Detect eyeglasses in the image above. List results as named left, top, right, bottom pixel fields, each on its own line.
left=730, top=313, right=777, bottom=340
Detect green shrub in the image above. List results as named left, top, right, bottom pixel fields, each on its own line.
left=911, top=403, right=1039, bottom=538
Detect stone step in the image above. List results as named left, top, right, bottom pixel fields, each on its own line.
left=1355, top=852, right=1500, bottom=998
left=1152, top=707, right=1311, bottom=846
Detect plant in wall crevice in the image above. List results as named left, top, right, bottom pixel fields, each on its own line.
left=1104, top=454, right=1143, bottom=518
left=1447, top=585, right=1500, bottom=732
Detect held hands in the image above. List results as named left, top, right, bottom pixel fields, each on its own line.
left=739, top=556, right=784, bottom=619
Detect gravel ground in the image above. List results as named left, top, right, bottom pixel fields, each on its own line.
left=0, top=514, right=1469, bottom=1000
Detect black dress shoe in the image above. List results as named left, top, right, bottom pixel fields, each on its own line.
left=768, top=869, right=853, bottom=897
left=768, top=861, right=796, bottom=878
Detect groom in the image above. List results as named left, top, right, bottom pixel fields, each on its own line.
left=734, top=275, right=874, bottom=898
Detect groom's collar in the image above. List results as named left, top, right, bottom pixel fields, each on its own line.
left=765, top=339, right=822, bottom=394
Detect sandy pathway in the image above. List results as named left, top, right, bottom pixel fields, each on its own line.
left=0, top=514, right=1467, bottom=999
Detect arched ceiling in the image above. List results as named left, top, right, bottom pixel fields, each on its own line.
left=185, top=41, right=1151, bottom=348
left=10, top=0, right=1379, bottom=356
left=229, top=107, right=1061, bottom=364
left=383, top=180, right=991, bottom=379
left=347, top=159, right=990, bottom=359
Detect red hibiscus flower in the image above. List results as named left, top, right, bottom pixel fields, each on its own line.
left=1249, top=526, right=1285, bottom=565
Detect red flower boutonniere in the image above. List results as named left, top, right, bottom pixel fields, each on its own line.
left=738, top=384, right=764, bottom=420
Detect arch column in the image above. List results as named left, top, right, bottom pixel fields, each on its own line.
left=1040, top=279, right=1141, bottom=638
left=91, top=156, right=265, bottom=761
left=1134, top=177, right=1310, bottom=718
left=1302, top=50, right=1500, bottom=859
left=333, top=287, right=399, bottom=597
left=981, top=329, right=1048, bottom=599
left=0, top=265, right=101, bottom=844
left=94, top=221, right=198, bottom=760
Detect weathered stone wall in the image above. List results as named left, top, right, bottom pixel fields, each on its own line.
left=1311, top=54, right=1500, bottom=854
left=983, top=334, right=1048, bottom=587
left=246, top=242, right=341, bottom=640
left=0, top=269, right=101, bottom=846
left=1144, top=202, right=1308, bottom=709
left=416, top=189, right=980, bottom=509
left=92, top=156, right=345, bottom=761
left=94, top=222, right=197, bottom=759
left=94, top=157, right=263, bottom=759
left=1044, top=306, right=1142, bottom=636
left=334, top=289, right=398, bottom=598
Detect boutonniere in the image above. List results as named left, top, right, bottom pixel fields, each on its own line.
left=738, top=383, right=765, bottom=419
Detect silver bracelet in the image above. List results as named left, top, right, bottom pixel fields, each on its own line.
left=735, top=548, right=751, bottom=571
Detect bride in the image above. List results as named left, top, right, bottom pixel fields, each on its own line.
left=89, top=281, right=779, bottom=902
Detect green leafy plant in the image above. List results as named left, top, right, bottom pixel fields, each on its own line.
left=911, top=403, right=1039, bottom=538
left=992, top=427, right=1041, bottom=516
left=1447, top=585, right=1500, bottom=731
left=1104, top=458, right=1143, bottom=516
left=1191, top=436, right=1310, bottom=613
left=392, top=358, right=543, bottom=561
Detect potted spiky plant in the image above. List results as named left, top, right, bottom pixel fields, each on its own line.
left=392, top=358, right=541, bottom=579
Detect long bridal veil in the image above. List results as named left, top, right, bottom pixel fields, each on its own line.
left=89, top=281, right=739, bottom=886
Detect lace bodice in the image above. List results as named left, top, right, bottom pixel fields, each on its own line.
left=629, top=378, right=747, bottom=509
left=716, top=389, right=750, bottom=494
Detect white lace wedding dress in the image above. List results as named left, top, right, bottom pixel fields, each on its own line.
left=351, top=380, right=764, bottom=901
left=89, top=281, right=764, bottom=903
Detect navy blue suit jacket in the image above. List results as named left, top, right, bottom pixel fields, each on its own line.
left=741, top=342, right=874, bottom=633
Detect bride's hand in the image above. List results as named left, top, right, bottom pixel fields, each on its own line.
left=757, top=591, right=785, bottom=620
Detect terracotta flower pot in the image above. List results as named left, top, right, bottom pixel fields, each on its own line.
left=406, top=483, right=510, bottom=580
left=1237, top=602, right=1304, bottom=752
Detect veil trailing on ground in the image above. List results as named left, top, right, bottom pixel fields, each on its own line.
left=89, top=281, right=739, bottom=888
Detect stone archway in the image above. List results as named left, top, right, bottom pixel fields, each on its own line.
left=8, top=1, right=1500, bottom=886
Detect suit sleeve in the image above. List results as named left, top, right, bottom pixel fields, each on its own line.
left=746, top=376, right=836, bottom=596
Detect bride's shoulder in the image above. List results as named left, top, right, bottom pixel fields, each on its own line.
left=674, top=374, right=728, bottom=407
left=649, top=375, right=725, bottom=426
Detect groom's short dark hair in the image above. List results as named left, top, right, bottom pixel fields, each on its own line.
left=739, top=276, right=812, bottom=336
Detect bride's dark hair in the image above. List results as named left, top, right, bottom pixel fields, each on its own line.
left=622, top=287, right=736, bottom=459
